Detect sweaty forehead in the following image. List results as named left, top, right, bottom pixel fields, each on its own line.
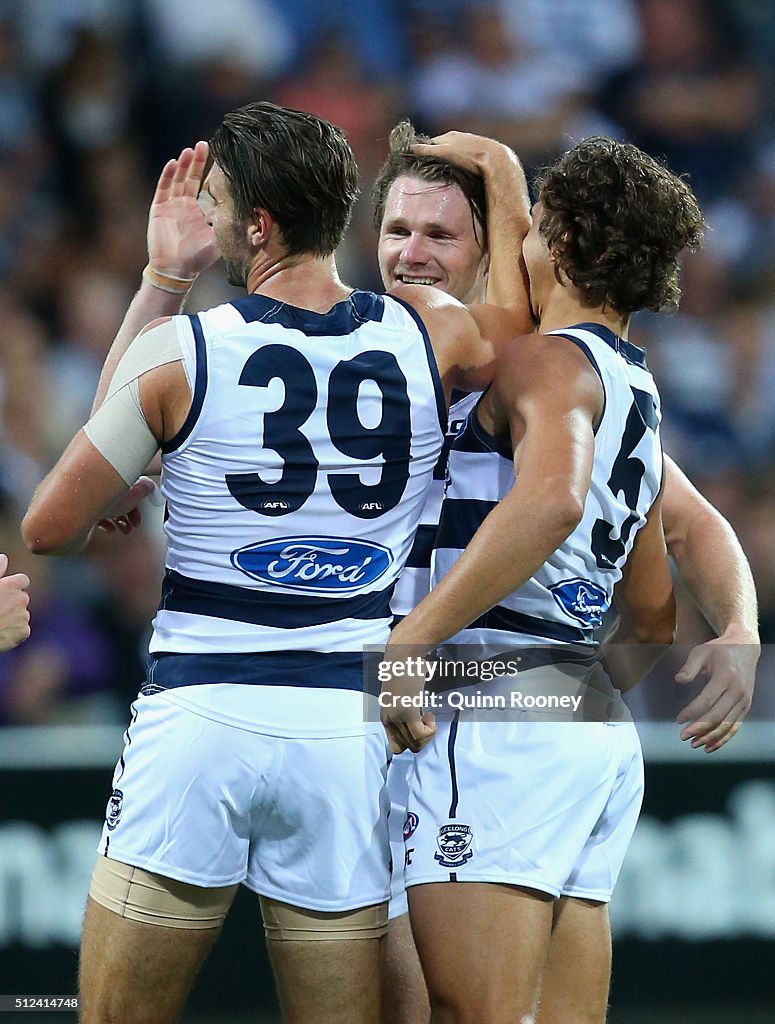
left=383, top=175, right=474, bottom=234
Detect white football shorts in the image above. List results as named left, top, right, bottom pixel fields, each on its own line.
left=387, top=750, right=415, bottom=920
left=403, top=716, right=643, bottom=902
left=97, top=692, right=392, bottom=912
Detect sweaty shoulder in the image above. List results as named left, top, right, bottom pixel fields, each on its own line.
left=492, top=332, right=605, bottom=415
left=388, top=283, right=517, bottom=394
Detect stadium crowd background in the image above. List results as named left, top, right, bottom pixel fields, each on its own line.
left=0, top=0, right=774, bottom=725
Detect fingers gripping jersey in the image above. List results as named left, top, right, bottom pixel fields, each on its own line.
left=150, top=292, right=445, bottom=697
left=433, top=324, right=663, bottom=649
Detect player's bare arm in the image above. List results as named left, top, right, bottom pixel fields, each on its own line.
left=599, top=483, right=676, bottom=692
left=661, top=454, right=760, bottom=752
left=92, top=142, right=216, bottom=414
left=89, top=143, right=215, bottom=535
left=22, top=323, right=190, bottom=555
left=412, top=130, right=533, bottom=325
left=389, top=331, right=603, bottom=654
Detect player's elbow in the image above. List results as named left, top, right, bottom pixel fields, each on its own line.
left=624, top=591, right=677, bottom=647
left=21, top=512, right=56, bottom=554
left=21, top=508, right=75, bottom=555
left=656, top=589, right=677, bottom=645
left=544, top=484, right=585, bottom=543
left=649, top=606, right=677, bottom=647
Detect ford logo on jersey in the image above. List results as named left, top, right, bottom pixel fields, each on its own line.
left=550, top=578, right=610, bottom=628
left=231, top=536, right=394, bottom=593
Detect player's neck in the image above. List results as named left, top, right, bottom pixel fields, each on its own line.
left=537, top=290, right=629, bottom=339
left=245, top=252, right=352, bottom=313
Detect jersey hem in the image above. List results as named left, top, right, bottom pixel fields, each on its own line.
left=559, top=886, right=613, bottom=903
left=388, top=894, right=409, bottom=920
left=405, top=873, right=561, bottom=898
left=153, top=689, right=387, bottom=740
left=98, top=850, right=244, bottom=889
left=243, top=876, right=391, bottom=914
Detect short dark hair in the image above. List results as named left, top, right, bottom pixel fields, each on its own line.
left=536, top=137, right=705, bottom=315
left=371, top=120, right=487, bottom=245
left=209, top=101, right=359, bottom=257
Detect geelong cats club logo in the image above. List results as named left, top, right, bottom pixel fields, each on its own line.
left=106, top=788, right=124, bottom=831
left=550, top=578, right=610, bottom=628
left=434, top=823, right=474, bottom=867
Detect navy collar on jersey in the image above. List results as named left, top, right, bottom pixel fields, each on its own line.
left=569, top=322, right=648, bottom=369
left=230, top=290, right=385, bottom=337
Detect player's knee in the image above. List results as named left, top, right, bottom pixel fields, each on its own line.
left=260, top=895, right=388, bottom=942
left=89, top=856, right=237, bottom=929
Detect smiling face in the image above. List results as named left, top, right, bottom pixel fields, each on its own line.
left=377, top=175, right=488, bottom=304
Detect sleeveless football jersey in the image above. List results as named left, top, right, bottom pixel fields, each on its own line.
left=390, top=392, right=478, bottom=617
left=146, top=290, right=445, bottom=734
left=432, top=323, right=662, bottom=652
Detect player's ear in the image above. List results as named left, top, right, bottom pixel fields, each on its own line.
left=549, top=227, right=572, bottom=266
left=248, top=207, right=273, bottom=248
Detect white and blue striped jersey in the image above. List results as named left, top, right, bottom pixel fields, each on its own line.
left=146, top=290, right=445, bottom=733
left=432, top=323, right=663, bottom=653
left=390, top=392, right=477, bottom=617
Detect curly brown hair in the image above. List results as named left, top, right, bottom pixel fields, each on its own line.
left=536, top=137, right=705, bottom=315
left=371, top=120, right=487, bottom=245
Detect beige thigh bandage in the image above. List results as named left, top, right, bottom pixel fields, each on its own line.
left=260, top=895, right=388, bottom=942
left=89, top=856, right=238, bottom=930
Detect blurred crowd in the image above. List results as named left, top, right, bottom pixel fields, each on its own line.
left=0, top=0, right=773, bottom=725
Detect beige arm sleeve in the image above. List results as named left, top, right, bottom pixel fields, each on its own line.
left=83, top=319, right=188, bottom=485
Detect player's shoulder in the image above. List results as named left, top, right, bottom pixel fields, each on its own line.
left=387, top=283, right=482, bottom=352
left=493, top=329, right=606, bottom=400
left=497, top=328, right=607, bottom=370
left=138, top=315, right=175, bottom=338
left=386, top=283, right=467, bottom=319
left=386, top=280, right=464, bottom=311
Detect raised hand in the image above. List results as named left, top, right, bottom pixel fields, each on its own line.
left=412, top=130, right=522, bottom=181
left=147, top=141, right=219, bottom=279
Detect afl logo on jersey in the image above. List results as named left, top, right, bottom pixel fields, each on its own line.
left=403, top=811, right=420, bottom=841
left=434, top=823, right=474, bottom=867
left=231, top=536, right=394, bottom=594
left=550, top=578, right=609, bottom=628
